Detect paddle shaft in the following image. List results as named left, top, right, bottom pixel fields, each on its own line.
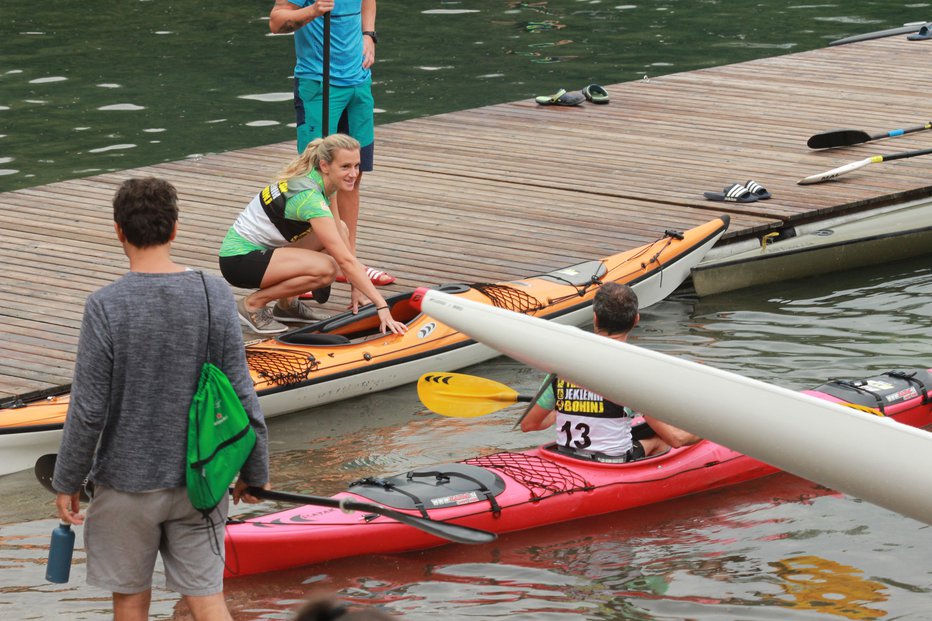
left=33, top=454, right=494, bottom=545
left=880, top=146, right=932, bottom=162
left=414, top=289, right=932, bottom=526
left=513, top=373, right=555, bottom=430
left=247, top=487, right=496, bottom=545
left=799, top=147, right=932, bottom=184
left=868, top=123, right=932, bottom=141
left=321, top=13, right=331, bottom=137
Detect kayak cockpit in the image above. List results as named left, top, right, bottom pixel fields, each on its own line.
left=278, top=292, right=419, bottom=345
left=277, top=284, right=471, bottom=345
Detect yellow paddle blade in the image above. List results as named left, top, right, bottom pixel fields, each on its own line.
left=417, top=372, right=523, bottom=418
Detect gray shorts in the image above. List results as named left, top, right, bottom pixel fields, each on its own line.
left=84, top=485, right=228, bottom=596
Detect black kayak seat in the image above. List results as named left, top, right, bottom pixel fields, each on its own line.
left=282, top=333, right=351, bottom=346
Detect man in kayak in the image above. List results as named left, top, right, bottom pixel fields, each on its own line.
left=53, top=177, right=270, bottom=620
left=520, top=282, right=699, bottom=461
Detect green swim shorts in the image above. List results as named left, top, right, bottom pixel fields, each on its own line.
left=294, top=77, right=374, bottom=171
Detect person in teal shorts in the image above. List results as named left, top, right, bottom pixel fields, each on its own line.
left=269, top=0, right=396, bottom=288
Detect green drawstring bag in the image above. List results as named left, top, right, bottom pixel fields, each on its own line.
left=186, top=272, right=256, bottom=514
left=186, top=362, right=256, bottom=514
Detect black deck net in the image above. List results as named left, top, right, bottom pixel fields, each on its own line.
left=245, top=349, right=318, bottom=387
left=470, top=283, right=545, bottom=314
left=463, top=452, right=594, bottom=501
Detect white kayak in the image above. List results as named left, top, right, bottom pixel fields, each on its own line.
left=412, top=289, right=932, bottom=525
left=691, top=199, right=932, bottom=297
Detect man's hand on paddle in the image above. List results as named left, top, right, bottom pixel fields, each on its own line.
left=233, top=479, right=269, bottom=505
left=269, top=0, right=333, bottom=34
left=313, top=0, right=334, bottom=19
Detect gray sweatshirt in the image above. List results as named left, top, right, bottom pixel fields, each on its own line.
left=53, top=270, right=269, bottom=494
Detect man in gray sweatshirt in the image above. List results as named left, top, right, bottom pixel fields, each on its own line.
left=52, top=177, right=269, bottom=620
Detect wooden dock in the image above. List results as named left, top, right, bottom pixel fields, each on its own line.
left=2, top=36, right=930, bottom=400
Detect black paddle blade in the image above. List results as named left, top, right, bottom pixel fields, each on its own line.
left=248, top=487, right=496, bottom=545
left=807, top=129, right=871, bottom=149
left=34, top=453, right=57, bottom=493
left=373, top=506, right=497, bottom=545
left=34, top=453, right=93, bottom=502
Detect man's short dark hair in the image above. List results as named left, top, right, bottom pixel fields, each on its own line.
left=112, top=177, right=178, bottom=248
left=592, top=283, right=639, bottom=335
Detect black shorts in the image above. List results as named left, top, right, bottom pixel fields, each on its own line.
left=219, top=250, right=274, bottom=289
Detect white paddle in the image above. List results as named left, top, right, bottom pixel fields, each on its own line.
left=798, top=147, right=932, bottom=184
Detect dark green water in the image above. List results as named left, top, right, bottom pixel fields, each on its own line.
left=1, top=1, right=926, bottom=191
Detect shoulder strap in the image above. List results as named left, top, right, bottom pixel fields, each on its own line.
left=198, top=271, right=212, bottom=365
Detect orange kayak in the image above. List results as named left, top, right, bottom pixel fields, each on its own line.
left=0, top=215, right=729, bottom=475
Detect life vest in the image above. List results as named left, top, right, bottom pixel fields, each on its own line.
left=233, top=174, right=326, bottom=248
left=254, top=176, right=322, bottom=243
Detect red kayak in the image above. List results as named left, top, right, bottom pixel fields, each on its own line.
left=224, top=368, right=932, bottom=578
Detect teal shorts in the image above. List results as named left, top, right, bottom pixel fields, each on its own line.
left=294, top=77, right=374, bottom=171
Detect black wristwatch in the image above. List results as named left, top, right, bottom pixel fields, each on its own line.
left=363, top=30, right=378, bottom=44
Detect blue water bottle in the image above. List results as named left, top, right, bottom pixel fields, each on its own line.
left=46, top=522, right=75, bottom=584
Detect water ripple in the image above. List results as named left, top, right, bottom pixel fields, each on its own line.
left=813, top=15, right=883, bottom=24
left=422, top=9, right=480, bottom=14
left=239, top=92, right=293, bottom=102
left=96, top=103, right=145, bottom=111
left=87, top=144, right=136, bottom=153
left=636, top=259, right=932, bottom=389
